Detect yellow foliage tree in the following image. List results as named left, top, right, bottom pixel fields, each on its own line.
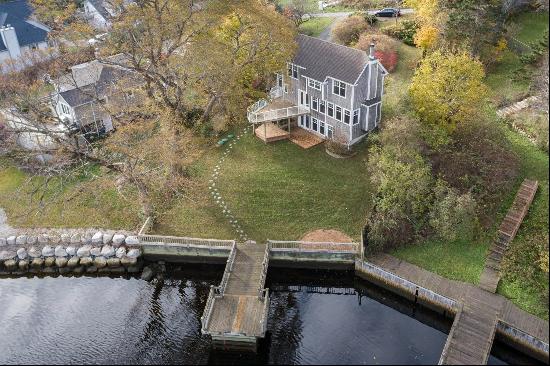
left=409, top=51, right=488, bottom=138
left=414, top=25, right=439, bottom=51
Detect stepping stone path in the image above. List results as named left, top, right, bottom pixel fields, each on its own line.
left=209, top=126, right=251, bottom=242
left=496, top=95, right=539, bottom=118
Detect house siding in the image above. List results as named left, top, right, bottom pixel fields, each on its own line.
left=277, top=58, right=385, bottom=145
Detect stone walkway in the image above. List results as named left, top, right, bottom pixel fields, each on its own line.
left=496, top=95, right=540, bottom=118
left=208, top=126, right=251, bottom=242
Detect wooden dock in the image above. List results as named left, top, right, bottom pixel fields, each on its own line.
left=479, top=179, right=538, bottom=293
left=366, top=254, right=549, bottom=364
left=201, top=242, right=270, bottom=350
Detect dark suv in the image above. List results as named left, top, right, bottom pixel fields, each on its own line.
left=375, top=8, right=401, bottom=17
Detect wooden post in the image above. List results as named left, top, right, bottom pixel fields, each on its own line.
left=264, top=122, right=267, bottom=144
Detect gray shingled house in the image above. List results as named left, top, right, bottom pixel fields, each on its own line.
left=247, top=34, right=387, bottom=146
left=49, top=56, right=139, bottom=137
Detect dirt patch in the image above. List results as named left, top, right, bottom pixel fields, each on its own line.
left=301, top=229, right=353, bottom=243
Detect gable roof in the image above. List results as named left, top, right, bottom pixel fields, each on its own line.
left=87, top=0, right=111, bottom=20
left=56, top=56, right=138, bottom=107
left=294, top=34, right=370, bottom=85
left=0, top=0, right=49, bottom=47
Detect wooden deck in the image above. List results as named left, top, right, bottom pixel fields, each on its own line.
left=255, top=122, right=290, bottom=143
left=368, top=254, right=549, bottom=364
left=203, top=243, right=269, bottom=340
left=289, top=127, right=325, bottom=149
left=479, top=179, right=538, bottom=292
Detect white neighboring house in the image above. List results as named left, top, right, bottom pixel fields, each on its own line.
left=0, top=0, right=51, bottom=72
left=49, top=56, right=139, bottom=138
left=84, top=0, right=124, bottom=30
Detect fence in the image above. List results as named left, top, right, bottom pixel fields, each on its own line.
left=268, top=240, right=360, bottom=254
left=258, top=288, right=270, bottom=336
left=201, top=286, right=216, bottom=334
left=138, top=234, right=235, bottom=248
left=215, top=242, right=237, bottom=295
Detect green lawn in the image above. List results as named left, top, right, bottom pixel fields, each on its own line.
left=212, top=131, right=372, bottom=242
left=0, top=131, right=373, bottom=243
left=298, top=17, right=334, bottom=37
left=510, top=11, right=549, bottom=44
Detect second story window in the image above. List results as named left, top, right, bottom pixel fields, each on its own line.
left=308, top=79, right=321, bottom=90
left=287, top=63, right=298, bottom=79
left=333, top=80, right=346, bottom=98
left=335, top=106, right=342, bottom=121
left=327, top=102, right=334, bottom=117
left=60, top=103, right=70, bottom=115
left=311, top=97, right=318, bottom=111
left=319, top=100, right=326, bottom=114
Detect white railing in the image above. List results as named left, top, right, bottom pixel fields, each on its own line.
left=200, top=285, right=216, bottom=334
left=269, top=86, right=283, bottom=99
left=258, top=288, right=270, bottom=336
left=215, top=242, right=237, bottom=296
left=257, top=245, right=270, bottom=299
left=138, top=234, right=234, bottom=248
left=268, top=240, right=360, bottom=254
left=247, top=98, right=268, bottom=114
left=248, top=105, right=310, bottom=124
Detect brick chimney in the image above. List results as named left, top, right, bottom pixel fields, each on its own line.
left=369, top=43, right=376, bottom=61
left=0, top=25, right=21, bottom=60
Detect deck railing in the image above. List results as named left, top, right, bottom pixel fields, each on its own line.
left=247, top=98, right=268, bottom=114
left=200, top=285, right=216, bottom=334
left=268, top=240, right=360, bottom=254
left=215, top=242, right=237, bottom=296
left=248, top=105, right=310, bottom=124
left=257, top=245, right=270, bottom=299
left=258, top=288, right=270, bottom=336
left=138, top=234, right=234, bottom=248
left=269, top=86, right=283, bottom=99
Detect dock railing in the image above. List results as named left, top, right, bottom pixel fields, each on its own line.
left=268, top=240, right=360, bottom=254
left=138, top=234, right=235, bottom=248
left=200, top=285, right=216, bottom=334
left=257, top=244, right=270, bottom=299
left=214, top=242, right=237, bottom=296
left=438, top=302, right=465, bottom=365
left=258, top=288, right=270, bottom=336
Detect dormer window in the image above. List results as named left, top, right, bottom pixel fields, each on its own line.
left=287, top=63, right=298, bottom=79
left=333, top=80, right=346, bottom=97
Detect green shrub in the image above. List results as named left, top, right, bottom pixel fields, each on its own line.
left=429, top=180, right=479, bottom=242
left=383, top=20, right=419, bottom=46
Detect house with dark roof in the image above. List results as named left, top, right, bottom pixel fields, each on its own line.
left=0, top=0, right=50, bottom=70
left=247, top=34, right=387, bottom=146
left=50, top=56, right=140, bottom=137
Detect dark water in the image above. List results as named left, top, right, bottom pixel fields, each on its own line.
left=0, top=267, right=537, bottom=365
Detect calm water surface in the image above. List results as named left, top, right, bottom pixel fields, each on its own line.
left=0, top=267, right=525, bottom=364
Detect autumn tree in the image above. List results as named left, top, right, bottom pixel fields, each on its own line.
left=409, top=51, right=488, bottom=145
left=404, top=0, right=443, bottom=52
left=282, top=0, right=316, bottom=27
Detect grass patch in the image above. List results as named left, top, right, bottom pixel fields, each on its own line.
left=215, top=132, right=372, bottom=242
left=299, top=17, right=334, bottom=37
left=509, top=11, right=549, bottom=44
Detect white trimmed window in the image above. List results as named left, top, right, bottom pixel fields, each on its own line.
left=353, top=109, right=360, bottom=125
left=327, top=102, right=334, bottom=118
left=308, top=79, right=321, bottom=90
left=319, top=100, right=326, bottom=114
left=60, top=103, right=70, bottom=115
left=335, top=106, right=342, bottom=121
left=333, top=80, right=346, bottom=97
left=287, top=63, right=298, bottom=79
left=311, top=97, right=318, bottom=111
left=343, top=109, right=351, bottom=125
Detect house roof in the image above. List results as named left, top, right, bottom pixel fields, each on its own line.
left=0, top=0, right=49, bottom=47
left=87, top=0, right=112, bottom=20
left=294, top=34, right=371, bottom=85
left=57, top=56, right=137, bottom=107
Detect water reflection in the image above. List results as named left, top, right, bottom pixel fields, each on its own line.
left=0, top=267, right=537, bottom=364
